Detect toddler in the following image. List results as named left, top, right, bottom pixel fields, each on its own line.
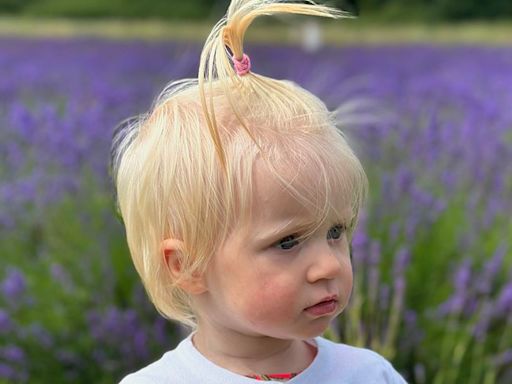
left=112, top=0, right=407, bottom=382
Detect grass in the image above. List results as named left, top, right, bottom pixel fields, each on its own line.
left=1, top=16, right=512, bottom=45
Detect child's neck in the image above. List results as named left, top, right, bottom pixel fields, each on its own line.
left=191, top=326, right=316, bottom=377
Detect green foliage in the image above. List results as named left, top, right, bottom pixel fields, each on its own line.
left=1, top=0, right=512, bottom=21
left=0, top=0, right=34, bottom=13
left=356, top=0, right=512, bottom=21
left=21, top=0, right=212, bottom=19
left=433, top=0, right=512, bottom=21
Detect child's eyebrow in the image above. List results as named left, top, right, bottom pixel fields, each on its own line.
left=252, top=218, right=313, bottom=245
left=251, top=210, right=355, bottom=245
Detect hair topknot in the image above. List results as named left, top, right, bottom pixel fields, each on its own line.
left=199, top=0, right=348, bottom=167
left=110, top=0, right=365, bottom=327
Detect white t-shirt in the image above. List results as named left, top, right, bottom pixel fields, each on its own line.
left=120, top=334, right=408, bottom=383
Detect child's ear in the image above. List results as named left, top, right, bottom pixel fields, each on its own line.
left=161, top=238, right=207, bottom=295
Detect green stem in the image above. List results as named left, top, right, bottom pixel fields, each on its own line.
left=467, top=339, right=486, bottom=384
left=432, top=315, right=458, bottom=384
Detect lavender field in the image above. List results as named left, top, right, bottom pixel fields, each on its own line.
left=1, top=38, right=511, bottom=383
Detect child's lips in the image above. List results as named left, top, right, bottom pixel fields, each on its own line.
left=304, top=296, right=339, bottom=316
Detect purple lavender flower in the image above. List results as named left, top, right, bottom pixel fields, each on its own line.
left=473, top=302, right=493, bottom=341
left=56, top=349, right=80, bottom=366
left=454, top=259, right=472, bottom=293
left=50, top=263, right=74, bottom=291
left=87, top=306, right=151, bottom=365
left=393, top=247, right=410, bottom=277
left=0, top=363, right=16, bottom=380
left=494, top=281, right=512, bottom=318
left=1, top=268, right=26, bottom=302
left=0, top=345, right=25, bottom=364
left=475, top=244, right=507, bottom=296
left=31, top=323, right=54, bottom=349
left=0, top=309, right=12, bottom=333
left=492, top=349, right=512, bottom=367
left=379, top=283, right=390, bottom=311
left=437, top=259, right=472, bottom=317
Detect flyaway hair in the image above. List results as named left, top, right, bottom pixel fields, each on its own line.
left=110, top=0, right=366, bottom=327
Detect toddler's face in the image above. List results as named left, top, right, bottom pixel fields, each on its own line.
left=200, top=161, right=353, bottom=340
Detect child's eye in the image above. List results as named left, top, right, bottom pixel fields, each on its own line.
left=327, top=224, right=346, bottom=240
left=275, top=235, right=300, bottom=250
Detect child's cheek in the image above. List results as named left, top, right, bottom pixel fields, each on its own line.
left=242, top=277, right=298, bottom=324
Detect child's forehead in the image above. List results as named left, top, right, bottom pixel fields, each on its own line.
left=251, top=160, right=305, bottom=216
left=249, top=157, right=353, bottom=223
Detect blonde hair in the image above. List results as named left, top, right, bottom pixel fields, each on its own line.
left=111, top=0, right=367, bottom=328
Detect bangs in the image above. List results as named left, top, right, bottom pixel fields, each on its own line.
left=223, top=118, right=367, bottom=243
left=266, top=128, right=366, bottom=239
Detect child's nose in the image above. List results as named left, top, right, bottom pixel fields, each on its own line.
left=305, top=240, right=344, bottom=283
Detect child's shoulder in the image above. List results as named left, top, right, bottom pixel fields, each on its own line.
left=118, top=350, right=174, bottom=384
left=315, top=337, right=407, bottom=383
left=118, top=336, right=191, bottom=384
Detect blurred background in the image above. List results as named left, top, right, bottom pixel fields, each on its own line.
left=1, top=0, right=512, bottom=20
left=1, top=1, right=511, bottom=383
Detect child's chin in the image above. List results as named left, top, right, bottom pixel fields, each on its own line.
left=298, top=322, right=333, bottom=339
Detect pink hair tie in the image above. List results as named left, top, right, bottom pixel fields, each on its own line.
left=232, top=53, right=251, bottom=76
